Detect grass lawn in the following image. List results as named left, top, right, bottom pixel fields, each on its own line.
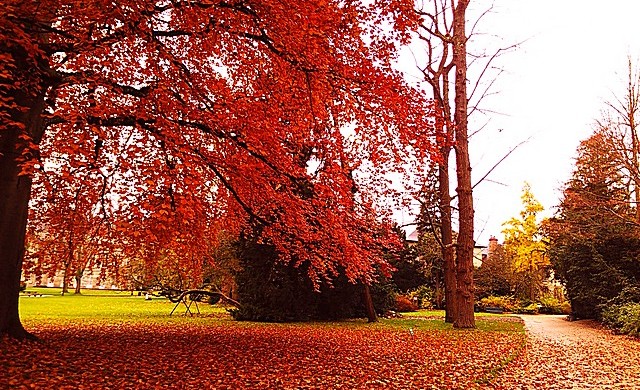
left=2, top=288, right=526, bottom=389
left=19, top=287, right=226, bottom=324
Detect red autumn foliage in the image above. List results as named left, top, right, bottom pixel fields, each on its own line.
left=1, top=0, right=439, bottom=337
left=5, top=0, right=434, bottom=282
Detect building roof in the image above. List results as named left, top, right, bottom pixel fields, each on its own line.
left=406, top=229, right=419, bottom=242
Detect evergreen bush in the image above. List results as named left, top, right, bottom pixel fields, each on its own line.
left=602, top=303, right=640, bottom=337
left=231, top=238, right=395, bottom=321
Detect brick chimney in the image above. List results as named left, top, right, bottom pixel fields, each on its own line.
left=488, top=236, right=499, bottom=259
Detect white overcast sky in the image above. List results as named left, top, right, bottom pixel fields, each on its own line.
left=395, top=1, right=640, bottom=245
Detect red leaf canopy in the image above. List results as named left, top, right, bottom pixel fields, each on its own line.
left=6, top=0, right=436, bottom=286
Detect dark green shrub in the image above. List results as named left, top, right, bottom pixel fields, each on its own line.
left=390, top=244, right=429, bottom=293
left=231, top=238, right=395, bottom=322
left=602, top=303, right=640, bottom=337
left=550, top=237, right=640, bottom=319
left=474, top=245, right=513, bottom=299
left=607, top=286, right=640, bottom=306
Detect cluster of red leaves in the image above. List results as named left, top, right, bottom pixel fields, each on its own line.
left=1, top=321, right=525, bottom=389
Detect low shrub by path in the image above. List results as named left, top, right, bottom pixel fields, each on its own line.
left=1, top=319, right=525, bottom=389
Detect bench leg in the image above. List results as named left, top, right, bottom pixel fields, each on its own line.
left=184, top=300, right=194, bottom=316
left=170, top=300, right=182, bottom=316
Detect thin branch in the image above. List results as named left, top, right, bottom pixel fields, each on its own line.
left=472, top=137, right=530, bottom=190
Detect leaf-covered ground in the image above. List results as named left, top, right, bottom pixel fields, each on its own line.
left=7, top=293, right=639, bottom=388
left=1, top=318, right=525, bottom=389
left=492, top=315, right=640, bottom=389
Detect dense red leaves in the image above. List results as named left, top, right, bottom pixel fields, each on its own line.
left=0, top=320, right=524, bottom=389
left=4, top=0, right=437, bottom=287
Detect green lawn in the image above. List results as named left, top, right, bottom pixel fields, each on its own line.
left=19, top=288, right=520, bottom=332
left=19, top=287, right=227, bottom=325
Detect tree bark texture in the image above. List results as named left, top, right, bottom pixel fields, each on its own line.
left=0, top=127, right=36, bottom=339
left=439, top=162, right=456, bottom=323
left=363, top=283, right=378, bottom=323
left=452, top=0, right=475, bottom=329
left=75, top=274, right=82, bottom=294
left=0, top=34, right=49, bottom=339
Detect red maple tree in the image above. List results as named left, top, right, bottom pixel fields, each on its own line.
left=1, top=0, right=436, bottom=339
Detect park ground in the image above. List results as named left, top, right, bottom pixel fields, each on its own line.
left=1, top=289, right=638, bottom=389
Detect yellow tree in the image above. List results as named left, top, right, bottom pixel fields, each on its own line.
left=502, top=183, right=548, bottom=301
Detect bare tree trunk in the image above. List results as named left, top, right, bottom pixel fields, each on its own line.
left=61, top=235, right=74, bottom=296
left=415, top=0, right=459, bottom=323
left=452, top=0, right=475, bottom=329
left=362, top=284, right=378, bottom=323
left=61, top=266, right=69, bottom=296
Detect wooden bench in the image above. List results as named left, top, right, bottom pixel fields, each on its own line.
left=484, top=306, right=504, bottom=314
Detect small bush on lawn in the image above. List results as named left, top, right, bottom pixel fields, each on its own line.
left=408, top=286, right=434, bottom=309
left=538, top=296, right=571, bottom=314
left=514, top=303, right=538, bottom=314
left=395, top=295, right=418, bottom=312
left=479, top=296, right=517, bottom=312
left=602, top=303, right=640, bottom=337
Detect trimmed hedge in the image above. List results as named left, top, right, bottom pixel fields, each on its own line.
left=538, top=296, right=571, bottom=315
left=478, top=295, right=571, bottom=315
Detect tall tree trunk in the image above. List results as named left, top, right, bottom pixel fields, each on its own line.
left=452, top=0, right=475, bottom=329
left=627, top=60, right=640, bottom=223
left=62, top=236, right=74, bottom=296
left=439, top=161, right=456, bottom=323
left=0, top=128, right=36, bottom=340
left=0, top=32, right=50, bottom=340
left=362, top=284, right=378, bottom=323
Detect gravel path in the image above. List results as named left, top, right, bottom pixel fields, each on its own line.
left=492, top=315, right=640, bottom=389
